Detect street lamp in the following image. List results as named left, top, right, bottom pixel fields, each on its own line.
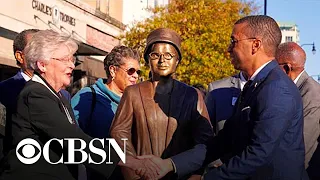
left=301, top=42, right=316, bottom=55
left=264, top=0, right=267, bottom=15
left=311, top=75, right=320, bottom=83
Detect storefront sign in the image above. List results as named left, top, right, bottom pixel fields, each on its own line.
left=32, top=0, right=76, bottom=26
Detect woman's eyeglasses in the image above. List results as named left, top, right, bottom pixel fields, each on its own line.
left=52, top=57, right=76, bottom=64
left=118, top=66, right=141, bottom=76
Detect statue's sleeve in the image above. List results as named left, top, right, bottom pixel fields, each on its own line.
left=110, top=87, right=136, bottom=155
left=196, top=89, right=212, bottom=127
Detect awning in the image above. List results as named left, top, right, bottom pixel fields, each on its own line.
left=74, top=56, right=106, bottom=78
left=0, top=27, right=108, bottom=56
left=76, top=42, right=108, bottom=56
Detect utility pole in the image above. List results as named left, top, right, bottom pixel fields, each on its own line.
left=264, top=0, right=267, bottom=15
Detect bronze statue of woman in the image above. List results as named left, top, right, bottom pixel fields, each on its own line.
left=110, top=28, right=213, bottom=180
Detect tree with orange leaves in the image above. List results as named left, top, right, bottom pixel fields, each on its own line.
left=121, top=0, right=257, bottom=87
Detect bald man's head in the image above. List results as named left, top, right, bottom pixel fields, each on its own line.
left=276, top=42, right=306, bottom=81
left=276, top=42, right=306, bottom=68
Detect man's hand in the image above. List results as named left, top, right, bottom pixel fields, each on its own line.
left=208, top=159, right=223, bottom=168
left=118, top=155, right=139, bottom=169
left=136, top=155, right=174, bottom=179
left=118, top=155, right=160, bottom=180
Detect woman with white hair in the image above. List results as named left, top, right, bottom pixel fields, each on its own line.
left=0, top=30, right=139, bottom=180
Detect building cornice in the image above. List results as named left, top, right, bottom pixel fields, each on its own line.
left=63, top=0, right=125, bottom=30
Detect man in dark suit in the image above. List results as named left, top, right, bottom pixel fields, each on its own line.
left=203, top=15, right=307, bottom=179
left=0, top=103, right=4, bottom=160
left=0, top=29, right=71, bottom=155
left=205, top=73, right=247, bottom=168
left=276, top=42, right=320, bottom=180
left=206, top=72, right=247, bottom=134
left=0, top=29, right=39, bottom=155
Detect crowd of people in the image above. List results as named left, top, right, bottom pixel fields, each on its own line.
left=0, top=15, right=319, bottom=180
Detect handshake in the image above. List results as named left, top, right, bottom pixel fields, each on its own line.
left=120, top=155, right=174, bottom=180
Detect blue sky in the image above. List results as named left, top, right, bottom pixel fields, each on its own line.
left=255, top=0, right=320, bottom=79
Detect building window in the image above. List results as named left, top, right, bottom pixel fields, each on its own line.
left=96, top=0, right=100, bottom=10
left=95, top=0, right=109, bottom=14
left=285, top=36, right=293, bottom=42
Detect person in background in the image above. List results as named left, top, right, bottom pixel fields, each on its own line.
left=276, top=42, right=320, bottom=180
left=203, top=15, right=307, bottom=179
left=0, top=104, right=4, bottom=129
left=0, top=29, right=71, bottom=157
left=204, top=72, right=247, bottom=168
left=0, top=103, right=5, bottom=160
left=0, top=29, right=39, bottom=156
left=110, top=28, right=213, bottom=179
left=71, top=45, right=140, bottom=138
left=0, top=30, right=141, bottom=180
left=71, top=45, right=140, bottom=180
left=205, top=72, right=247, bottom=134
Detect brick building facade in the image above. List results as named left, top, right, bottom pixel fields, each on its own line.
left=0, top=0, right=125, bottom=94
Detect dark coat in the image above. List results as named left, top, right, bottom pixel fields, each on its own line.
left=206, top=73, right=242, bottom=133
left=0, top=72, right=71, bottom=154
left=205, top=61, right=308, bottom=180
left=0, top=72, right=28, bottom=154
left=297, top=71, right=320, bottom=179
left=0, top=78, right=120, bottom=180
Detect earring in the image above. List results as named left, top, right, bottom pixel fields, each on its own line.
left=112, top=76, right=115, bottom=80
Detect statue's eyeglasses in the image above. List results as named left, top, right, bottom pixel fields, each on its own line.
left=149, top=52, right=175, bottom=60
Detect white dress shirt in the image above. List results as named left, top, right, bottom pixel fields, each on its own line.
left=20, top=70, right=31, bottom=82
left=294, top=70, right=305, bottom=84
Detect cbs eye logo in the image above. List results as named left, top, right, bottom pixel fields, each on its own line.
left=16, top=138, right=41, bottom=164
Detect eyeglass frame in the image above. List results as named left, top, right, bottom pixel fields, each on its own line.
left=117, top=66, right=141, bottom=76
left=148, top=52, right=175, bottom=60
left=230, top=37, right=257, bottom=46
left=51, top=56, right=76, bottom=64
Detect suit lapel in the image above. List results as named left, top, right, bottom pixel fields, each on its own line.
left=231, top=73, right=241, bottom=89
left=253, top=61, right=277, bottom=86
left=252, top=61, right=277, bottom=90
left=13, top=72, right=28, bottom=88
left=138, top=80, right=185, bottom=148
left=60, top=96, right=76, bottom=122
left=296, top=71, right=309, bottom=91
left=230, top=74, right=242, bottom=97
left=138, top=81, right=158, bottom=140
left=14, top=71, right=25, bottom=81
left=243, top=60, right=278, bottom=104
